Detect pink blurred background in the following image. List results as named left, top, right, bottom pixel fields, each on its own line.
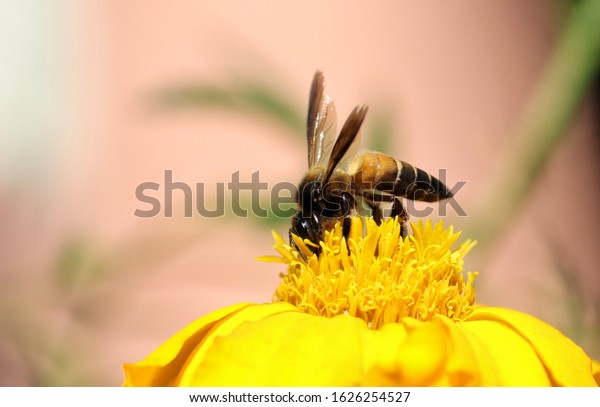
left=1, top=0, right=598, bottom=385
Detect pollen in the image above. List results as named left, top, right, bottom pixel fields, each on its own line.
left=262, top=217, right=478, bottom=329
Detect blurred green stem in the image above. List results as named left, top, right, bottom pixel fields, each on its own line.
left=467, top=0, right=600, bottom=252
left=157, top=80, right=305, bottom=136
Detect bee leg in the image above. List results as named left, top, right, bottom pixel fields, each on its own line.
left=359, top=197, right=382, bottom=224
left=368, top=202, right=384, bottom=224
left=342, top=217, right=352, bottom=254
left=391, top=198, right=409, bottom=239
left=288, top=229, right=296, bottom=248
left=289, top=229, right=308, bottom=262
left=342, top=217, right=352, bottom=238
left=360, top=192, right=391, bottom=224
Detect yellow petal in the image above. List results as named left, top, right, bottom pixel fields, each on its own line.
left=255, top=255, right=287, bottom=263
left=361, top=317, right=483, bottom=386
left=461, top=318, right=548, bottom=384
left=391, top=319, right=449, bottom=385
left=450, top=321, right=502, bottom=386
left=122, top=302, right=252, bottom=386
left=465, top=306, right=596, bottom=386
left=176, top=302, right=303, bottom=385
left=182, top=312, right=368, bottom=386
left=185, top=309, right=488, bottom=386
left=593, top=359, right=600, bottom=385
left=359, top=323, right=409, bottom=386
left=433, top=316, right=489, bottom=386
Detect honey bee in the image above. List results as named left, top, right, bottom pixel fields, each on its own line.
left=290, top=71, right=454, bottom=254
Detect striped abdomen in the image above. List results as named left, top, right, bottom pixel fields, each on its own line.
left=350, top=151, right=453, bottom=202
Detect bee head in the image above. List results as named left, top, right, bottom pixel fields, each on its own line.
left=289, top=211, right=323, bottom=256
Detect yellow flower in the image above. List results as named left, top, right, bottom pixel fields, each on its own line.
left=123, top=218, right=599, bottom=386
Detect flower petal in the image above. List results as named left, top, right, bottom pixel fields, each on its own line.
left=432, top=316, right=493, bottom=386
left=461, top=320, right=548, bottom=384
left=176, top=302, right=303, bottom=386
left=123, top=302, right=252, bottom=386
left=384, top=318, right=450, bottom=386
left=362, top=317, right=484, bottom=386
left=358, top=322, right=408, bottom=385
left=465, top=306, right=596, bottom=386
left=180, top=312, right=368, bottom=386
left=593, top=359, right=600, bottom=385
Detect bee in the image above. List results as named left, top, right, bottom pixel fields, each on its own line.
left=290, top=71, right=454, bottom=254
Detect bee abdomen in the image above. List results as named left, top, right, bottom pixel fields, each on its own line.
left=395, top=160, right=452, bottom=202
left=351, top=152, right=452, bottom=202
left=351, top=152, right=396, bottom=189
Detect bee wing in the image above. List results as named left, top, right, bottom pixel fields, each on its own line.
left=323, top=105, right=368, bottom=183
left=307, top=71, right=338, bottom=168
left=332, top=123, right=363, bottom=174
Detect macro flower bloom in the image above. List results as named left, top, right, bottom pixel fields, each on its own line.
left=123, top=218, right=599, bottom=386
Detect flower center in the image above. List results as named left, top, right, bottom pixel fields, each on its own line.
left=267, top=217, right=477, bottom=329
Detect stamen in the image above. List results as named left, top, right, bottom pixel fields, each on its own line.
left=268, top=217, right=477, bottom=329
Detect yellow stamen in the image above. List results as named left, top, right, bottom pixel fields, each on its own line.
left=267, top=217, right=478, bottom=329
